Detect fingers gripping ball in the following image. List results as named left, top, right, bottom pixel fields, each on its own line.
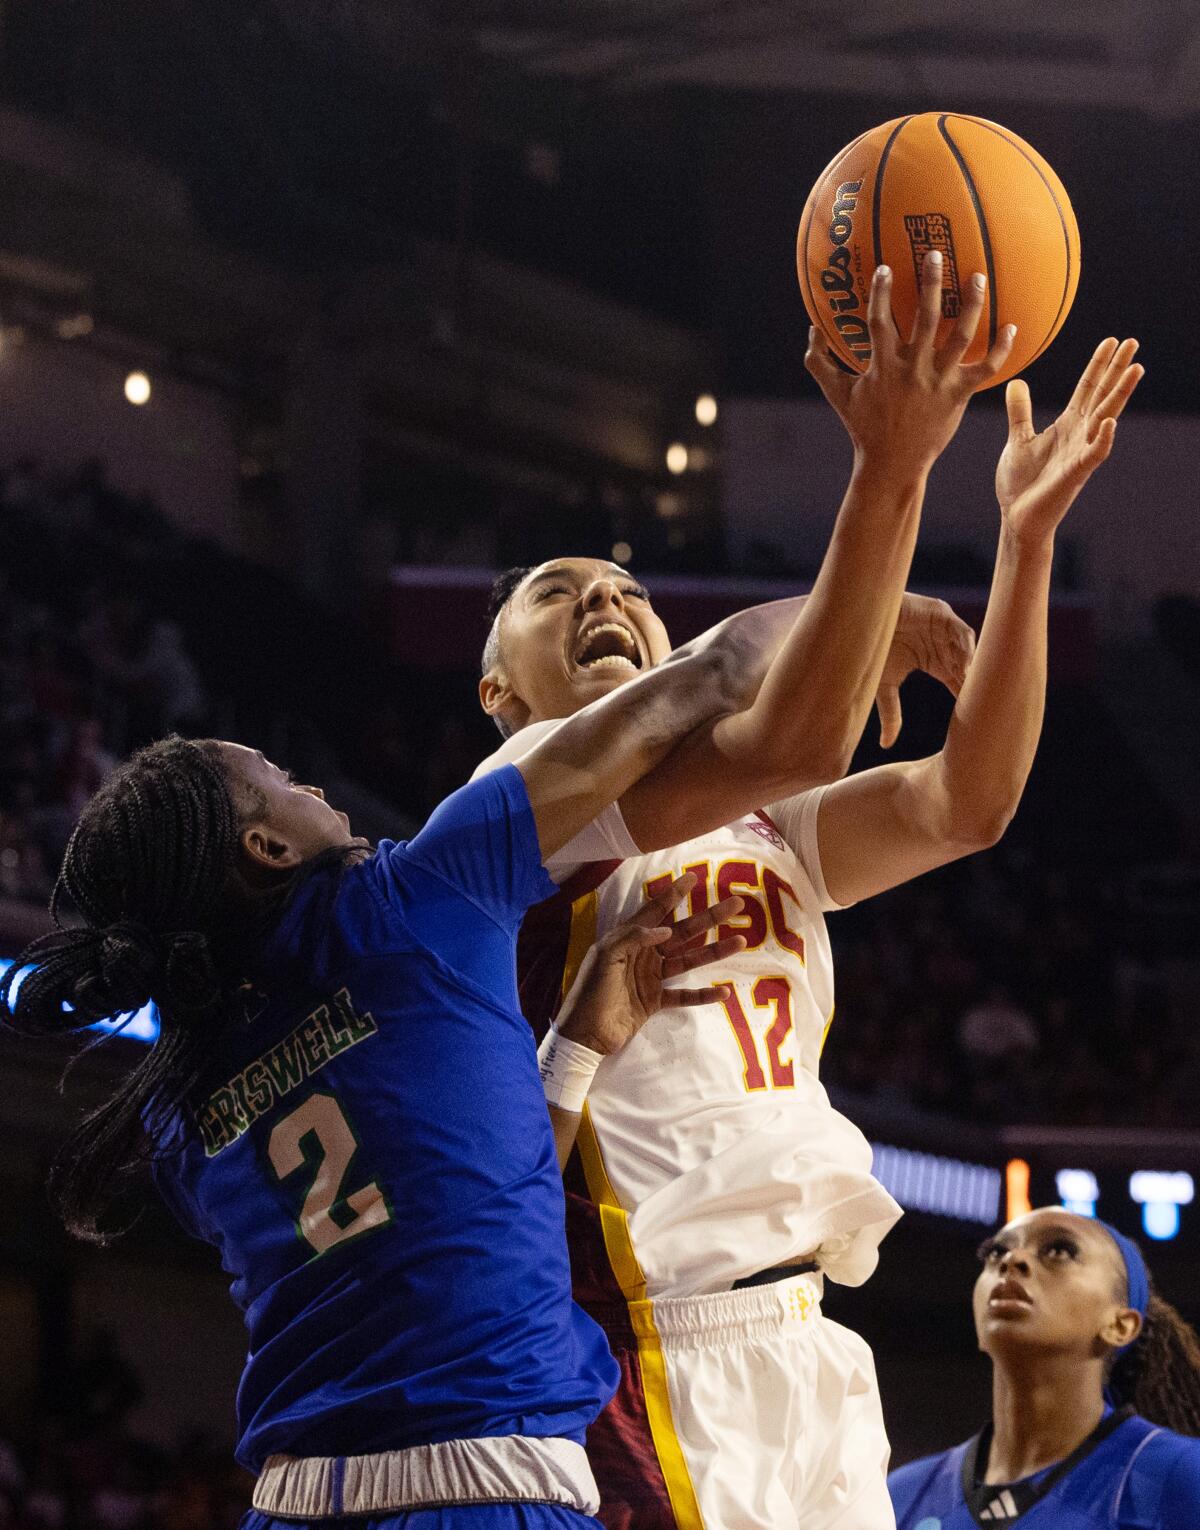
left=798, top=113, right=1080, bottom=387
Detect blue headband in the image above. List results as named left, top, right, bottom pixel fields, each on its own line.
left=1098, top=1220, right=1150, bottom=1350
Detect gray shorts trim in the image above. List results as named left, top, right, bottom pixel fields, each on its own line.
left=252, top=1435, right=600, bottom=1520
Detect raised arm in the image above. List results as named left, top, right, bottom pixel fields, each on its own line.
left=617, top=252, right=1013, bottom=852
left=811, top=338, right=1143, bottom=907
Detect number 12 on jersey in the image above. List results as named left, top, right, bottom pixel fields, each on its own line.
left=720, top=977, right=796, bottom=1092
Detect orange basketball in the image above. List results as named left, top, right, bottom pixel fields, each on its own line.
left=797, top=113, right=1080, bottom=388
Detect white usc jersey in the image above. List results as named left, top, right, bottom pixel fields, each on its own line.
left=473, top=719, right=901, bottom=1301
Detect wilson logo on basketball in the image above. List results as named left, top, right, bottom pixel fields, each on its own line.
left=820, top=179, right=872, bottom=365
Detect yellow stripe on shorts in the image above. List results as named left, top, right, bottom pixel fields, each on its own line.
left=576, top=1108, right=704, bottom=1530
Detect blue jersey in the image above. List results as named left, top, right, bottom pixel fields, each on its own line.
left=889, top=1409, right=1200, bottom=1528
left=151, top=765, right=619, bottom=1473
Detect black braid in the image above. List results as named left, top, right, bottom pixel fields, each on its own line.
left=1, top=736, right=293, bottom=1242
left=1108, top=1287, right=1200, bottom=1434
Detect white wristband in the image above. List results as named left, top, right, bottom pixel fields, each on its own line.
left=537, top=1028, right=604, bottom=1114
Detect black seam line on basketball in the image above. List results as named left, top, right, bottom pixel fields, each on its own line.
left=937, top=114, right=997, bottom=353
left=799, top=190, right=820, bottom=344
left=948, top=114, right=1072, bottom=367
left=872, top=116, right=912, bottom=343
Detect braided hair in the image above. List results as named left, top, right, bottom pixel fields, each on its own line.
left=2, top=736, right=305, bottom=1242
left=1108, top=1286, right=1200, bottom=1435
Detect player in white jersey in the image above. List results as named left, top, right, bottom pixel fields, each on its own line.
left=476, top=264, right=1141, bottom=1528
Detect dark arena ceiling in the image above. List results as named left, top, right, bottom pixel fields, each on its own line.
left=2, top=0, right=1198, bottom=408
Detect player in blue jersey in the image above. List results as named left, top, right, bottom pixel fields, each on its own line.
left=3, top=729, right=744, bottom=1529
left=889, top=1207, right=1200, bottom=1528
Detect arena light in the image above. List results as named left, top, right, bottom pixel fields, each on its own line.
left=1056, top=1168, right=1099, bottom=1218
left=665, top=443, right=688, bottom=475
left=611, top=541, right=632, bottom=565
left=694, top=394, right=718, bottom=427
left=870, top=1142, right=1001, bottom=1225
left=1006, top=1158, right=1032, bottom=1223
left=0, top=956, right=159, bottom=1043
left=1129, top=1170, right=1194, bottom=1241
left=124, top=370, right=152, bottom=406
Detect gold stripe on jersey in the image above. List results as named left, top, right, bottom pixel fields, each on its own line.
left=561, top=887, right=601, bottom=999
left=821, top=1003, right=836, bottom=1055
left=567, top=888, right=704, bottom=1528
left=565, top=889, right=649, bottom=1297
left=576, top=1104, right=647, bottom=1301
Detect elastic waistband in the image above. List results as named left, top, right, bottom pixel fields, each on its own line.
left=252, top=1436, right=599, bottom=1520
left=630, top=1269, right=824, bottom=1349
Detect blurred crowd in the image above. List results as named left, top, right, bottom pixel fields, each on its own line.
left=0, top=1334, right=248, bottom=1530
left=823, top=843, right=1200, bottom=1128
left=0, top=1427, right=248, bottom=1530
left=0, top=459, right=212, bottom=899
left=0, top=460, right=209, bottom=905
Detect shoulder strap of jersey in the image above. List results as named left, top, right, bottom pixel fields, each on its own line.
left=960, top=1406, right=1135, bottom=1525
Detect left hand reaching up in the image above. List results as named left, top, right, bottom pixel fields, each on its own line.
left=996, top=338, right=1144, bottom=544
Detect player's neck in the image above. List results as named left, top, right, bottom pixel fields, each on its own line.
left=987, top=1357, right=1106, bottom=1484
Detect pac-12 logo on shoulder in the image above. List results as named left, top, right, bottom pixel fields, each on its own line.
left=746, top=816, right=785, bottom=851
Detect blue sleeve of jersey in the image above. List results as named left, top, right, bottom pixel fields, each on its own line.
left=1155, top=1437, right=1200, bottom=1527
left=394, top=765, right=557, bottom=931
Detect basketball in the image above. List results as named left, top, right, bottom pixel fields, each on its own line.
left=797, top=113, right=1080, bottom=387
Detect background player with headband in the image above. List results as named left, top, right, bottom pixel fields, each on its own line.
left=889, top=1207, right=1200, bottom=1527
left=475, top=296, right=1143, bottom=1525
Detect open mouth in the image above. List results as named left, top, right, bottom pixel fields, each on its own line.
left=573, top=621, right=642, bottom=674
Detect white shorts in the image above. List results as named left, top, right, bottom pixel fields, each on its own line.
left=604, top=1271, right=895, bottom=1530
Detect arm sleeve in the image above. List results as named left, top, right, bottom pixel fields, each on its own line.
left=762, top=784, right=853, bottom=912
left=399, top=765, right=558, bottom=926
left=470, top=717, right=640, bottom=881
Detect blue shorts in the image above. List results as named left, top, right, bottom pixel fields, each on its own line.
left=242, top=1508, right=601, bottom=1530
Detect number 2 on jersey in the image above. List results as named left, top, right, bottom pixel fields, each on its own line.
left=268, top=1093, right=392, bottom=1255
left=721, top=977, right=796, bottom=1092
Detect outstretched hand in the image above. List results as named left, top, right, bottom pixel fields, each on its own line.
left=554, top=874, right=746, bottom=1057
left=806, top=251, right=1017, bottom=481
left=996, top=338, right=1143, bottom=541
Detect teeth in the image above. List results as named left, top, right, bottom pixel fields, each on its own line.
left=582, top=654, right=638, bottom=671
left=575, top=621, right=639, bottom=667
